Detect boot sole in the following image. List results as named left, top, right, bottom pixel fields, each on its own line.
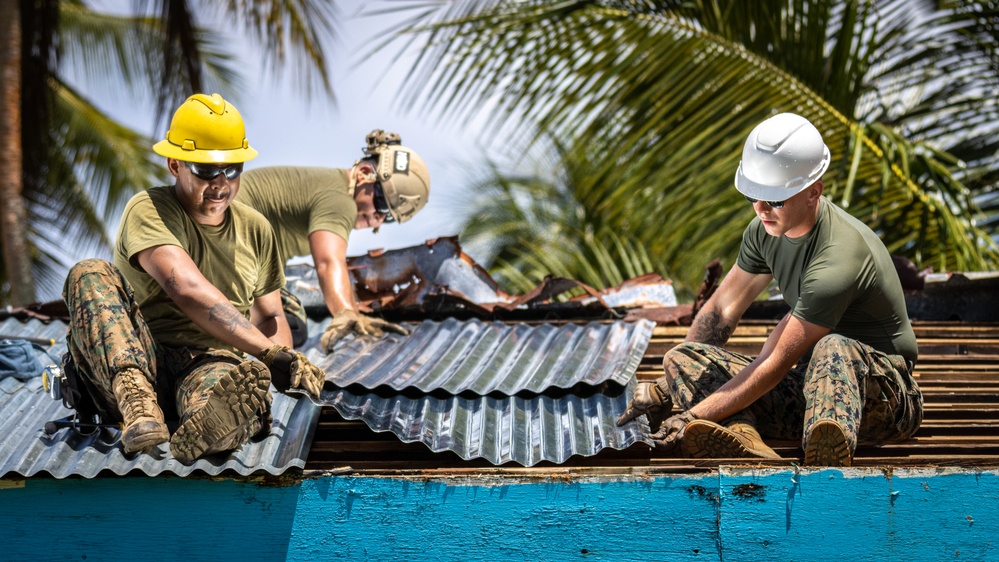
left=682, top=420, right=782, bottom=459
left=169, top=361, right=270, bottom=463
left=200, top=409, right=267, bottom=457
left=804, top=420, right=852, bottom=467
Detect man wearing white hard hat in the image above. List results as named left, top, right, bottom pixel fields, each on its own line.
left=617, top=113, right=922, bottom=467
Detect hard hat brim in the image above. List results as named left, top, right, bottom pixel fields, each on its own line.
left=734, top=146, right=830, bottom=202
left=153, top=140, right=259, bottom=164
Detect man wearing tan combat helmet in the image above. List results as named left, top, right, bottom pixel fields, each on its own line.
left=62, top=93, right=326, bottom=463
left=238, top=130, right=430, bottom=350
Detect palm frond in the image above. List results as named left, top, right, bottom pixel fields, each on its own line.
left=389, top=0, right=999, bottom=290
left=50, top=78, right=166, bottom=222
left=16, top=78, right=167, bottom=301
left=214, top=0, right=339, bottom=100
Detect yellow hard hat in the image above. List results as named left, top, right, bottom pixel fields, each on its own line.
left=153, top=93, right=258, bottom=164
left=362, top=129, right=429, bottom=223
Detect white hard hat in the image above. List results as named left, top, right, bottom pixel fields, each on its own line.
left=734, top=113, right=830, bottom=202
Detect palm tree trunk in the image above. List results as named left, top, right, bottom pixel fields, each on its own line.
left=0, top=0, right=36, bottom=306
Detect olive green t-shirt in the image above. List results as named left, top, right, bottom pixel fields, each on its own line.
left=237, top=166, right=357, bottom=264
left=113, top=185, right=285, bottom=351
left=737, top=197, right=917, bottom=363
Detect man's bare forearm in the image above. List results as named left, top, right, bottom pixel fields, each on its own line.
left=686, top=310, right=735, bottom=346
left=207, top=302, right=254, bottom=335
left=162, top=268, right=273, bottom=354
left=252, top=312, right=292, bottom=348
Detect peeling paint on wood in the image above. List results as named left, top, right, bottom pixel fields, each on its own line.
left=0, top=468, right=996, bottom=561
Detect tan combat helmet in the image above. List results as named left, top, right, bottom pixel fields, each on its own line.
left=362, top=129, right=430, bottom=223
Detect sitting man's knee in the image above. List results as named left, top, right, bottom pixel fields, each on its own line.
left=65, top=259, right=117, bottom=293
left=69, top=258, right=115, bottom=277
left=813, top=333, right=855, bottom=356
left=661, top=342, right=706, bottom=370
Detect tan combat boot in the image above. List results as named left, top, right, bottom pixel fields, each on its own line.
left=804, top=419, right=852, bottom=467
left=169, top=360, right=271, bottom=463
left=112, top=368, right=169, bottom=453
left=682, top=420, right=781, bottom=459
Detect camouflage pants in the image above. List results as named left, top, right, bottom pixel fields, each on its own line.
left=62, top=259, right=269, bottom=425
left=659, top=335, right=923, bottom=452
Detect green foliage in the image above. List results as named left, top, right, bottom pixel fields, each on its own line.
left=392, top=0, right=999, bottom=292
left=8, top=0, right=338, bottom=302
left=460, top=142, right=660, bottom=295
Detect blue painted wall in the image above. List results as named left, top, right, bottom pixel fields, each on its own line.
left=0, top=468, right=995, bottom=561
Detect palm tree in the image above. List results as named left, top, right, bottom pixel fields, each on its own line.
left=0, top=0, right=338, bottom=305
left=390, top=0, right=999, bottom=293
left=460, top=140, right=660, bottom=294
left=1, top=0, right=42, bottom=305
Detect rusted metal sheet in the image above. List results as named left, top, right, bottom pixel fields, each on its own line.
left=285, top=237, right=678, bottom=318
left=312, top=317, right=655, bottom=395
left=317, top=382, right=652, bottom=467
left=350, top=237, right=518, bottom=310
left=623, top=260, right=722, bottom=325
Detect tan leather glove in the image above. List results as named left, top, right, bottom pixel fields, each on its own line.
left=320, top=309, right=411, bottom=353
left=649, top=411, right=698, bottom=452
left=260, top=344, right=326, bottom=399
left=616, top=381, right=673, bottom=431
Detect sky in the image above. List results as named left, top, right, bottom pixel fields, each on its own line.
left=82, top=0, right=526, bottom=264
left=232, top=2, right=500, bottom=260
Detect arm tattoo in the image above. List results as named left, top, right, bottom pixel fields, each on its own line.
left=208, top=302, right=252, bottom=335
left=163, top=268, right=181, bottom=296
left=687, top=310, right=733, bottom=346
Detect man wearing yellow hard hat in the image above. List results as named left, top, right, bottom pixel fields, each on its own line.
left=62, top=93, right=326, bottom=463
left=237, top=129, right=430, bottom=350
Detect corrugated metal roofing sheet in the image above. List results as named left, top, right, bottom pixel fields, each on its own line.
left=0, top=318, right=320, bottom=478
left=0, top=313, right=653, bottom=473
left=318, top=383, right=652, bottom=467
left=312, top=318, right=655, bottom=395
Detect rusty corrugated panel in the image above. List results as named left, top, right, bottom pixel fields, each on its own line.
left=0, top=318, right=320, bottom=478
left=312, top=318, right=655, bottom=395
left=349, top=237, right=517, bottom=309
left=286, top=237, right=515, bottom=313
left=285, top=237, right=677, bottom=317
left=318, top=383, right=653, bottom=467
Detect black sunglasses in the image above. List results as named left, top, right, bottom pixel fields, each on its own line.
left=745, top=196, right=785, bottom=209
left=185, top=161, right=244, bottom=181
left=372, top=183, right=395, bottom=222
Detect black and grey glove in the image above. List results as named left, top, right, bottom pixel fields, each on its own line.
left=320, top=309, right=411, bottom=353
left=649, top=411, right=698, bottom=452
left=616, top=381, right=673, bottom=431
left=260, top=344, right=326, bottom=399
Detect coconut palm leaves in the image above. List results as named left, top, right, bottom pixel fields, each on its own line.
left=461, top=144, right=658, bottom=294
left=2, top=0, right=337, bottom=304
left=394, top=0, right=999, bottom=291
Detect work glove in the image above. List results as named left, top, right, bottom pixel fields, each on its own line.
left=616, top=381, right=673, bottom=431
left=649, top=411, right=698, bottom=453
left=260, top=344, right=326, bottom=399
left=320, top=309, right=411, bottom=353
